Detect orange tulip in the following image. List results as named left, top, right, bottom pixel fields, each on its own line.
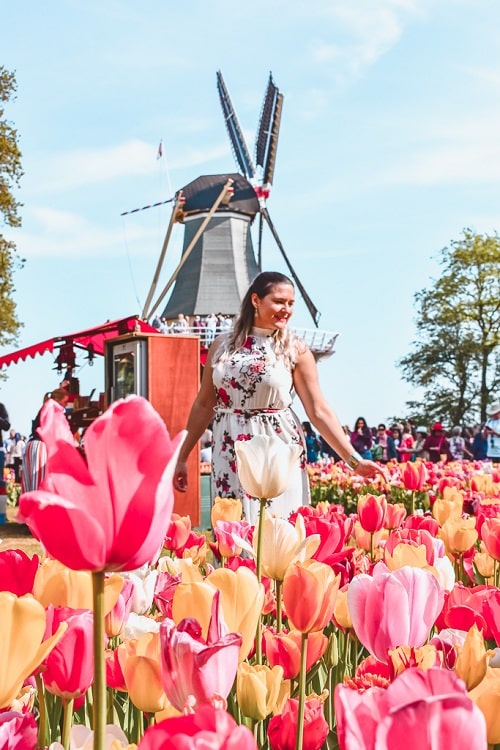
left=118, top=632, right=169, bottom=713
left=283, top=560, right=340, bottom=633
left=211, top=496, right=243, bottom=526
left=263, top=628, right=328, bottom=679
left=469, top=667, right=500, bottom=744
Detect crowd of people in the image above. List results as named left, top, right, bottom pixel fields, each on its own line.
left=150, top=312, right=234, bottom=345
left=302, top=404, right=500, bottom=465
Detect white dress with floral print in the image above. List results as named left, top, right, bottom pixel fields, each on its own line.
left=211, top=327, right=310, bottom=524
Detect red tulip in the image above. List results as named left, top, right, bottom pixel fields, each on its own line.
left=18, top=396, right=185, bottom=572
left=435, top=583, right=495, bottom=638
left=335, top=667, right=486, bottom=749
left=0, top=550, right=39, bottom=596
left=105, top=648, right=127, bottom=692
left=402, top=462, right=428, bottom=492
left=42, top=606, right=94, bottom=700
left=0, top=711, right=38, bottom=750
left=159, top=591, right=242, bottom=711
left=357, top=494, right=387, bottom=533
left=268, top=696, right=329, bottom=750
left=138, top=705, right=257, bottom=750
left=163, top=514, right=192, bottom=553
left=347, top=563, right=444, bottom=663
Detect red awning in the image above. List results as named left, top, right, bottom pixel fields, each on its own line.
left=0, top=315, right=157, bottom=369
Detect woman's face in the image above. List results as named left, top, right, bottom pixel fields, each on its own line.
left=356, top=419, right=366, bottom=429
left=253, top=283, right=295, bottom=331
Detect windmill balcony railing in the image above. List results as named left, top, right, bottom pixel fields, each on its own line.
left=159, top=325, right=339, bottom=360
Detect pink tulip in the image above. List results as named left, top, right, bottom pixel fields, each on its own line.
left=347, top=563, right=444, bottom=663
left=268, top=696, right=329, bottom=750
left=159, top=591, right=242, bottom=711
left=0, top=550, right=39, bottom=596
left=335, top=667, right=486, bottom=749
left=42, top=606, right=94, bottom=700
left=0, top=710, right=38, bottom=750
left=357, top=494, right=387, bottom=533
left=153, top=571, right=181, bottom=619
left=138, top=705, right=257, bottom=750
left=18, top=396, right=185, bottom=572
left=104, top=578, right=135, bottom=638
left=402, top=462, right=428, bottom=491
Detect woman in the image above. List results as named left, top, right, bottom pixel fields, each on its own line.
left=302, top=421, right=320, bottom=463
left=449, top=425, right=473, bottom=461
left=21, top=388, right=69, bottom=492
left=350, top=417, right=373, bottom=460
left=173, top=271, right=383, bottom=523
left=396, top=424, right=414, bottom=462
left=422, top=422, right=450, bottom=464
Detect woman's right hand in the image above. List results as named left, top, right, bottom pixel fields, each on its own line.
left=173, top=460, right=189, bottom=492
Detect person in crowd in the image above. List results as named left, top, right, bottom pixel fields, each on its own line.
left=485, top=401, right=500, bottom=464
left=204, top=313, right=218, bottom=345
left=318, top=434, right=339, bottom=462
left=0, top=403, right=11, bottom=476
left=4, top=428, right=16, bottom=472
left=192, top=315, right=204, bottom=334
left=422, top=422, right=450, bottom=463
left=172, top=313, right=188, bottom=333
left=350, top=416, right=373, bottom=460
left=449, top=425, right=473, bottom=461
left=472, top=424, right=488, bottom=460
left=21, top=388, right=70, bottom=492
left=302, top=421, right=320, bottom=463
left=396, top=423, right=414, bottom=462
left=412, top=426, right=429, bottom=460
left=11, top=432, right=25, bottom=484
left=373, top=423, right=397, bottom=463
left=391, top=424, right=402, bottom=455
left=173, top=271, right=383, bottom=523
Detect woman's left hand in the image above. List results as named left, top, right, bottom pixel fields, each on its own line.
left=355, top=459, right=387, bottom=480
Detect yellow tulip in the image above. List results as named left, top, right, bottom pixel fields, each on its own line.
left=207, top=567, right=265, bottom=661
left=171, top=581, right=216, bottom=639
left=236, top=662, right=284, bottom=720
left=439, top=516, right=478, bottom=555
left=0, top=593, right=67, bottom=708
left=211, top=496, right=243, bottom=526
left=432, top=490, right=463, bottom=526
left=235, top=435, right=302, bottom=499
left=455, top=624, right=494, bottom=691
left=254, top=510, right=320, bottom=581
left=33, top=558, right=123, bottom=614
left=118, top=632, right=168, bottom=713
left=469, top=667, right=500, bottom=744
left=389, top=645, right=440, bottom=675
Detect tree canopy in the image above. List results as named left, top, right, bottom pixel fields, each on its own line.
left=0, top=65, right=23, bottom=357
left=399, top=229, right=500, bottom=427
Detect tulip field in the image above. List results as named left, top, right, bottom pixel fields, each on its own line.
left=1, top=396, right=500, bottom=749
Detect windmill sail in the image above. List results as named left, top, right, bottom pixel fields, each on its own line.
left=255, top=74, right=284, bottom=187
left=217, top=70, right=255, bottom=179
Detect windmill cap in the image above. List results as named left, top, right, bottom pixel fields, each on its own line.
left=432, top=422, right=444, bottom=431
left=487, top=401, right=500, bottom=416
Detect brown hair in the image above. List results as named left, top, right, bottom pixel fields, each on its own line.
left=44, top=388, right=69, bottom=405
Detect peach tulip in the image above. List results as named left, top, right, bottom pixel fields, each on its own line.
left=333, top=585, right=353, bottom=630
left=283, top=560, right=340, bottom=633
left=235, top=435, right=302, bottom=499
left=263, top=628, right=328, bottom=680
left=455, top=624, right=494, bottom=691
left=19, top=396, right=185, bottom=572
left=335, top=667, right=486, bottom=749
left=347, top=563, right=444, bottom=663
left=383, top=503, right=407, bottom=530
left=160, top=592, right=242, bottom=712
left=211, top=496, right=243, bottom=526
left=48, top=724, right=136, bottom=750
left=236, top=662, right=284, bottom=721
left=469, top=666, right=500, bottom=744
left=118, top=632, right=168, bottom=713
left=432, top=489, right=464, bottom=526
left=439, top=516, right=478, bottom=556
left=0, top=593, right=67, bottom=709
left=139, top=706, right=257, bottom=750
left=357, top=494, right=387, bottom=533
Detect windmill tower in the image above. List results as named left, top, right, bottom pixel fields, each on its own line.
left=146, top=71, right=321, bottom=327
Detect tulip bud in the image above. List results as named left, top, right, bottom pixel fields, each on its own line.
left=455, top=624, right=494, bottom=691
left=323, top=632, right=338, bottom=671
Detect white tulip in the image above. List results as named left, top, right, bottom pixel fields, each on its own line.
left=235, top=435, right=302, bottom=499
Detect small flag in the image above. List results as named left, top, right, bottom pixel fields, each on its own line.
left=157, top=140, right=163, bottom=159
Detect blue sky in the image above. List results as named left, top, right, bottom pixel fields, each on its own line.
left=1, top=0, right=500, bottom=435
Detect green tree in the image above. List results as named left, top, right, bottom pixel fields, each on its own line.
left=0, top=65, right=23, bottom=362
left=398, top=229, right=500, bottom=426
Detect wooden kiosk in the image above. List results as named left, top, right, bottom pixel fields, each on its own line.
left=104, top=332, right=200, bottom=525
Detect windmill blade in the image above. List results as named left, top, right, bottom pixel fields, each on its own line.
left=255, top=73, right=284, bottom=187
left=217, top=70, right=255, bottom=179
left=257, top=211, right=264, bottom=271
left=260, top=206, right=321, bottom=327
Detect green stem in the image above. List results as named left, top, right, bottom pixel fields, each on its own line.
left=92, top=570, right=106, bottom=750
left=35, top=673, right=48, bottom=749
left=410, top=490, right=415, bottom=516
left=61, top=697, right=74, bottom=750
left=276, top=579, right=283, bottom=633
left=255, top=498, right=267, bottom=665
left=295, top=632, right=309, bottom=750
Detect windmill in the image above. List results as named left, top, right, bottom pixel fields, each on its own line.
left=143, top=71, right=322, bottom=329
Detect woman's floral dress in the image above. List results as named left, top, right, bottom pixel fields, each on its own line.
left=211, top=327, right=310, bottom=524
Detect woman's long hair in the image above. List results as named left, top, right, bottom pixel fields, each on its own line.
left=214, top=271, right=303, bottom=367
